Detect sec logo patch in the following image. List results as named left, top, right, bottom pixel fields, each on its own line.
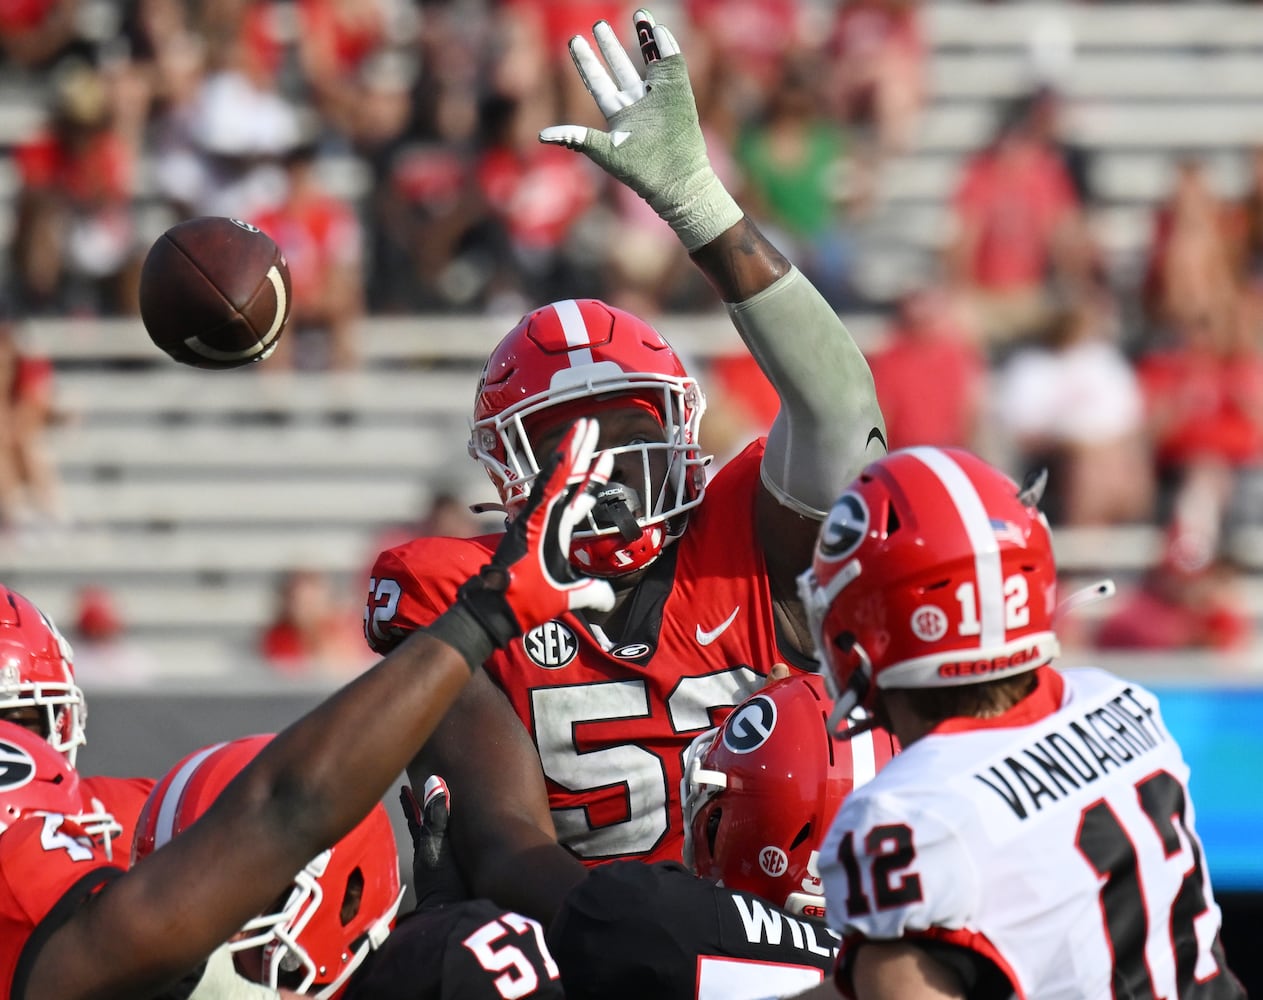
left=759, top=845, right=789, bottom=878
left=523, top=621, right=579, bottom=669
left=910, top=604, right=948, bottom=642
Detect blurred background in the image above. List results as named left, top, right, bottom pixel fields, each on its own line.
left=0, top=0, right=1261, bottom=983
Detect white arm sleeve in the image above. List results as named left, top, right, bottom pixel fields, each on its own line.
left=186, top=945, right=283, bottom=1000
left=726, top=269, right=886, bottom=518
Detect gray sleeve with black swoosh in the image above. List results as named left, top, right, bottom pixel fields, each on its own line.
left=726, top=268, right=887, bottom=519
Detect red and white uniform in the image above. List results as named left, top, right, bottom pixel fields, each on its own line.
left=80, top=775, right=156, bottom=863
left=821, top=666, right=1243, bottom=1000
left=368, top=440, right=799, bottom=864
left=0, top=814, right=122, bottom=998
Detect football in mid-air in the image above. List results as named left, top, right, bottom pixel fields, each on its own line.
left=139, top=216, right=291, bottom=370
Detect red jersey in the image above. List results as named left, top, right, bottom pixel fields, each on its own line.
left=367, top=440, right=798, bottom=864
left=80, top=775, right=156, bottom=864
left=0, top=813, right=122, bottom=998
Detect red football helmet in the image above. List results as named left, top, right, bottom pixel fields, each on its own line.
left=0, top=585, right=87, bottom=765
left=133, top=735, right=403, bottom=999
left=470, top=299, right=708, bottom=576
left=798, top=447, right=1060, bottom=736
left=681, top=675, right=898, bottom=917
left=0, top=719, right=121, bottom=858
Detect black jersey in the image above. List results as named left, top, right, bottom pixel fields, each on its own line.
left=346, top=898, right=564, bottom=1000
left=547, top=861, right=838, bottom=1000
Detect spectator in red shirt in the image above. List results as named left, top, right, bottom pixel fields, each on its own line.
left=496, top=1, right=628, bottom=133
left=11, top=59, right=139, bottom=316
left=259, top=568, right=373, bottom=678
left=825, top=0, right=926, bottom=160
left=1137, top=306, right=1263, bottom=487
left=0, top=309, right=63, bottom=536
left=0, top=0, right=83, bottom=69
left=945, top=96, right=1092, bottom=351
left=252, top=141, right=365, bottom=370
left=1096, top=525, right=1252, bottom=654
left=866, top=284, right=986, bottom=451
left=1142, top=158, right=1237, bottom=336
left=294, top=0, right=411, bottom=156
left=471, top=93, right=599, bottom=308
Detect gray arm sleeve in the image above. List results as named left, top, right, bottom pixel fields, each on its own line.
left=726, top=268, right=887, bottom=518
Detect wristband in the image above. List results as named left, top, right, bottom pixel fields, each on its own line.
left=652, top=168, right=744, bottom=253
left=424, top=582, right=513, bottom=671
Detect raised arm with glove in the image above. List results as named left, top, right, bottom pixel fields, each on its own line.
left=14, top=421, right=610, bottom=1000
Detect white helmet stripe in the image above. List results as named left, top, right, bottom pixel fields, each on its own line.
left=152, top=742, right=226, bottom=849
left=552, top=299, right=595, bottom=368
left=907, top=447, right=1005, bottom=648
left=846, top=725, right=877, bottom=789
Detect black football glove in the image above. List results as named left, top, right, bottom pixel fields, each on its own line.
left=399, top=775, right=469, bottom=911
left=426, top=418, right=615, bottom=667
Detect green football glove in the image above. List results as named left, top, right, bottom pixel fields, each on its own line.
left=538, top=8, right=743, bottom=252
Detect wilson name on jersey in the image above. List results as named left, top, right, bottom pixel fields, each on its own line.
left=548, top=861, right=836, bottom=1000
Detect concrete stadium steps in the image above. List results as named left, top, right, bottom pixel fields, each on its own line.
left=23, top=313, right=882, bottom=365
left=2, top=525, right=375, bottom=576
left=931, top=52, right=1263, bottom=102
left=22, top=580, right=291, bottom=633
left=52, top=476, right=431, bottom=527
left=48, top=422, right=454, bottom=473
left=54, top=370, right=481, bottom=417
left=925, top=3, right=1263, bottom=49
left=913, top=101, right=1263, bottom=155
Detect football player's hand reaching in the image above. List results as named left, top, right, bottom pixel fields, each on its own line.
left=539, top=8, right=743, bottom=252
left=427, top=418, right=615, bottom=668
left=399, top=775, right=469, bottom=910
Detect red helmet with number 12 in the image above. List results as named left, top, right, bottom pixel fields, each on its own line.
left=470, top=299, right=708, bottom=577
left=798, top=447, right=1060, bottom=737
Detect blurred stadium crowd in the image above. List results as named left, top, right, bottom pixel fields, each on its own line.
left=3, top=0, right=1263, bottom=672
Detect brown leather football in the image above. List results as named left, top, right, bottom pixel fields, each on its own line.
left=139, top=217, right=291, bottom=370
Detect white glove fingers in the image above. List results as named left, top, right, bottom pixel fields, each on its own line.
left=556, top=447, right=610, bottom=553
left=567, top=417, right=601, bottom=474
left=563, top=449, right=613, bottom=527
left=653, top=23, right=681, bottom=59
left=593, top=20, right=645, bottom=103
left=569, top=34, right=623, bottom=118
left=569, top=576, right=616, bottom=613
left=632, top=9, right=680, bottom=61
left=538, top=124, right=591, bottom=149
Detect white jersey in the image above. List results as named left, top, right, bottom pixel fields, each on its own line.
left=821, top=666, right=1243, bottom=1000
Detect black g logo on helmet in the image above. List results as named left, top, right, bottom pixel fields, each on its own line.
left=819, top=492, right=868, bottom=562
left=0, top=740, right=36, bottom=791
left=722, top=696, right=777, bottom=754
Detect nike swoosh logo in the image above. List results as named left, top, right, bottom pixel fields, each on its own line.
left=611, top=130, right=632, bottom=147
left=696, top=607, right=740, bottom=646
left=867, top=426, right=887, bottom=452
